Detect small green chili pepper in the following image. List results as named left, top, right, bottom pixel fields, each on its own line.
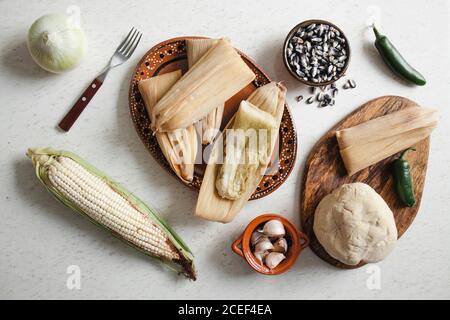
left=394, top=148, right=416, bottom=207
left=372, top=26, right=426, bottom=86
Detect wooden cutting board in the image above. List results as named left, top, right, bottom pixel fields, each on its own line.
left=300, top=96, right=430, bottom=269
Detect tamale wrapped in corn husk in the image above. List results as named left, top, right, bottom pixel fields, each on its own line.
left=215, top=101, right=277, bottom=200
left=187, top=39, right=224, bottom=144
left=139, top=70, right=182, bottom=127
left=195, top=82, right=286, bottom=223
left=336, top=107, right=439, bottom=176
left=153, top=39, right=255, bottom=132
left=138, top=71, right=198, bottom=183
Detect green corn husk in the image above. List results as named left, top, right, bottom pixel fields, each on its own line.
left=27, top=148, right=196, bottom=280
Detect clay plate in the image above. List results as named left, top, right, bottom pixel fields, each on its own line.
left=129, top=37, right=297, bottom=200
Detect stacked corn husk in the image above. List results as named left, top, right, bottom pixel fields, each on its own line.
left=152, top=39, right=255, bottom=132
left=139, top=38, right=255, bottom=184
left=139, top=71, right=197, bottom=183
left=139, top=38, right=287, bottom=223
left=186, top=39, right=224, bottom=145
left=196, top=82, right=287, bottom=223
left=336, top=107, right=439, bottom=175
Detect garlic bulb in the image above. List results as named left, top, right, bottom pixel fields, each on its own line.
left=251, top=231, right=264, bottom=246
left=263, top=220, right=285, bottom=237
left=265, top=252, right=286, bottom=269
left=251, top=220, right=290, bottom=270
left=27, top=13, right=87, bottom=73
left=272, top=237, right=288, bottom=253
left=254, top=251, right=269, bottom=263
left=254, top=237, right=273, bottom=253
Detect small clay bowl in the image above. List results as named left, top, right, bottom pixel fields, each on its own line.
left=232, top=214, right=309, bottom=275
left=283, top=19, right=351, bottom=87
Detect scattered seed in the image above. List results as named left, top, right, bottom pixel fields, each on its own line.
left=332, top=88, right=339, bottom=97
left=343, top=83, right=350, bottom=89
left=296, top=95, right=304, bottom=102
left=306, top=96, right=314, bottom=104
left=316, top=92, right=324, bottom=102
left=348, top=79, right=357, bottom=88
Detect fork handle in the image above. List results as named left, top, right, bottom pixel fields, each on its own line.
left=58, top=78, right=103, bottom=132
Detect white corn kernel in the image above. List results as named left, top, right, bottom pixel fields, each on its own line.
left=48, top=156, right=179, bottom=261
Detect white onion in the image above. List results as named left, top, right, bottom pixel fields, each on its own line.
left=27, top=13, right=87, bottom=73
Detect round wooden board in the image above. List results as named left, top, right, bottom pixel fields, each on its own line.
left=129, top=37, right=297, bottom=200
left=300, top=96, right=430, bottom=269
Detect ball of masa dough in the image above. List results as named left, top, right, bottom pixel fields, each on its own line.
left=313, top=182, right=397, bottom=265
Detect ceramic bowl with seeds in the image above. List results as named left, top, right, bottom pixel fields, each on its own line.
left=283, top=19, right=351, bottom=87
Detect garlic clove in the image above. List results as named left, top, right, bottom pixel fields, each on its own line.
left=264, top=252, right=286, bottom=269
left=253, top=250, right=269, bottom=263
left=263, top=219, right=285, bottom=238
left=272, top=237, right=288, bottom=253
left=251, top=231, right=265, bottom=246
left=254, top=237, right=273, bottom=253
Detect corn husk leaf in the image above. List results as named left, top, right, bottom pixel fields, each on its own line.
left=336, top=107, right=439, bottom=175
left=195, top=82, right=287, bottom=223
left=138, top=70, right=182, bottom=127
left=153, top=39, right=255, bottom=132
left=27, top=147, right=196, bottom=280
left=336, top=107, right=439, bottom=149
left=139, top=70, right=197, bottom=183
left=215, top=100, right=277, bottom=200
left=187, top=38, right=224, bottom=144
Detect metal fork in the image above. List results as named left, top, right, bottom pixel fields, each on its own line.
left=59, top=27, right=142, bottom=132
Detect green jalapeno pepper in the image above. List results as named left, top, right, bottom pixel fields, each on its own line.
left=394, top=148, right=416, bottom=207
left=372, top=26, right=426, bottom=86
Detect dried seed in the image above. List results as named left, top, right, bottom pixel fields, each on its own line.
left=319, top=100, right=328, bottom=108
left=316, top=92, right=324, bottom=102
left=306, top=23, right=316, bottom=31
left=306, top=96, right=314, bottom=104
left=296, top=95, right=304, bottom=102
left=332, top=88, right=339, bottom=97
left=327, top=65, right=334, bottom=74
left=343, top=83, right=350, bottom=89
left=296, top=69, right=305, bottom=77
left=348, top=79, right=356, bottom=88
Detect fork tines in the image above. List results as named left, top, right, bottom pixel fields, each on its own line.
left=117, top=27, right=142, bottom=58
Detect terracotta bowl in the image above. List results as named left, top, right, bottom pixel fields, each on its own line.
left=232, top=214, right=309, bottom=275
left=283, top=19, right=351, bottom=87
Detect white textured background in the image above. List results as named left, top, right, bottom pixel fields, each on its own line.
left=0, top=0, right=449, bottom=299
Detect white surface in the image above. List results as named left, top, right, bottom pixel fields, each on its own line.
left=0, top=0, right=449, bottom=300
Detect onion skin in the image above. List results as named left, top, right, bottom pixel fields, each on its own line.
left=27, top=14, right=87, bottom=73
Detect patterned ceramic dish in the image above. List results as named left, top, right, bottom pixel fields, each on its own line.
left=128, top=37, right=297, bottom=200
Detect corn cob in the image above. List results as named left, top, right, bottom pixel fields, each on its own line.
left=187, top=39, right=224, bottom=145
left=27, top=148, right=196, bottom=280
